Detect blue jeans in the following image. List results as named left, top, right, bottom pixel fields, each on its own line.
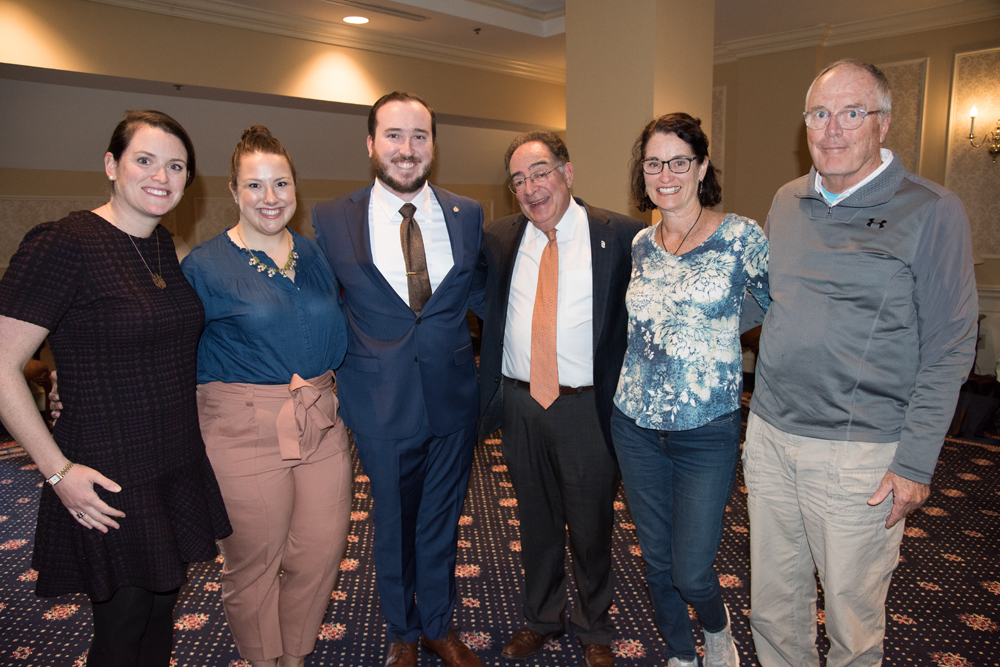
left=610, top=405, right=741, bottom=662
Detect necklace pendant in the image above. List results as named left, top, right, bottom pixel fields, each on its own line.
left=151, top=274, right=167, bottom=289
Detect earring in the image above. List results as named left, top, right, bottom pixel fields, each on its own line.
left=698, top=181, right=703, bottom=195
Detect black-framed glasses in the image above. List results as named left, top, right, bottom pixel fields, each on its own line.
left=641, top=156, right=695, bottom=175
left=509, top=163, right=565, bottom=193
left=803, top=108, right=883, bottom=130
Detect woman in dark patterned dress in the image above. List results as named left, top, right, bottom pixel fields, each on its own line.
left=0, top=110, right=231, bottom=667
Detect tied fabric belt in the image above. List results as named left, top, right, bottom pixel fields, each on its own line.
left=507, top=376, right=593, bottom=396
left=242, top=372, right=336, bottom=461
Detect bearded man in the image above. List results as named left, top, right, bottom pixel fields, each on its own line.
left=312, top=91, right=484, bottom=667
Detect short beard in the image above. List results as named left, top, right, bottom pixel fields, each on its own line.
left=371, top=149, right=433, bottom=195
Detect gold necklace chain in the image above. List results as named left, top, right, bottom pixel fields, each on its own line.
left=237, top=226, right=297, bottom=279
left=104, top=205, right=166, bottom=289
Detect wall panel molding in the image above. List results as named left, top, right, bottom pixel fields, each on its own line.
left=945, top=47, right=1000, bottom=255
left=879, top=58, right=926, bottom=175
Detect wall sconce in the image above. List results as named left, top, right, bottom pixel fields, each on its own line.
left=969, top=106, right=1000, bottom=163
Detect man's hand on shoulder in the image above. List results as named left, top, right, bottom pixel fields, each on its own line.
left=867, top=470, right=930, bottom=529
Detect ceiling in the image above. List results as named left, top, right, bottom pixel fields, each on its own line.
left=89, top=0, right=1000, bottom=83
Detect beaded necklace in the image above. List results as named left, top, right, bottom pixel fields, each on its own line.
left=237, top=227, right=298, bottom=279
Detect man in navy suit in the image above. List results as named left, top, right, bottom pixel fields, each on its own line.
left=312, top=92, right=483, bottom=667
left=473, top=131, right=644, bottom=667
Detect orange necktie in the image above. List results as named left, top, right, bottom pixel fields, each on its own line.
left=530, top=229, right=559, bottom=409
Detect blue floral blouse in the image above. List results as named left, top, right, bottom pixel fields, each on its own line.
left=614, top=213, right=770, bottom=431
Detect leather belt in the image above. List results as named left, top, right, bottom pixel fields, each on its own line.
left=508, top=377, right=593, bottom=395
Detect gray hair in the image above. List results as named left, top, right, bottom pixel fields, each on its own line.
left=805, top=59, right=892, bottom=117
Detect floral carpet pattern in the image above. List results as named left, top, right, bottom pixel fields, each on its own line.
left=0, top=407, right=998, bottom=666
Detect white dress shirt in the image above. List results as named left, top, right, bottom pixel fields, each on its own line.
left=369, top=179, right=454, bottom=304
left=503, top=198, right=594, bottom=388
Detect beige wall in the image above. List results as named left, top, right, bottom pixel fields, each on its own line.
left=0, top=0, right=565, bottom=128
left=0, top=0, right=537, bottom=273
left=713, top=18, right=1000, bottom=252
left=0, top=76, right=520, bottom=274
left=3, top=0, right=1000, bottom=289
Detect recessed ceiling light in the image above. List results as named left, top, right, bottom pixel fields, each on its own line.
left=343, top=16, right=369, bottom=24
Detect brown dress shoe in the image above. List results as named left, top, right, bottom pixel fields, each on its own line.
left=385, top=638, right=418, bottom=667
left=421, top=629, right=483, bottom=667
left=582, top=643, right=615, bottom=667
left=502, top=627, right=565, bottom=659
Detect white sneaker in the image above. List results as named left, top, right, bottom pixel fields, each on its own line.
left=703, top=604, right=739, bottom=667
left=666, top=658, right=698, bottom=667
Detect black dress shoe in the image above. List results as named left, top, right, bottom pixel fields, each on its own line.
left=502, top=627, right=565, bottom=659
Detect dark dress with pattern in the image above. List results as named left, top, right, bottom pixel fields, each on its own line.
left=0, top=211, right=232, bottom=601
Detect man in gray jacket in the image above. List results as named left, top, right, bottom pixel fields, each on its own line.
left=743, top=59, right=978, bottom=667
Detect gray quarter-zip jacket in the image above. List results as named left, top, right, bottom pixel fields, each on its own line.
left=750, top=155, right=978, bottom=484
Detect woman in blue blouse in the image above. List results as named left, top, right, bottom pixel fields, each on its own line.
left=181, top=126, right=351, bottom=667
left=611, top=113, right=769, bottom=667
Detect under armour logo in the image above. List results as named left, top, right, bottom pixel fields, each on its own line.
left=867, top=219, right=887, bottom=228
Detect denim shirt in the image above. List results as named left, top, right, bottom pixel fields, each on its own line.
left=181, top=229, right=347, bottom=385
left=614, top=213, right=769, bottom=431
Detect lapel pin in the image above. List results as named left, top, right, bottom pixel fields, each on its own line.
left=601, top=240, right=606, bottom=248
left=453, top=206, right=459, bottom=213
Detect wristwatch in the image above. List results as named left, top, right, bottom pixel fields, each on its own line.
left=46, top=461, right=74, bottom=486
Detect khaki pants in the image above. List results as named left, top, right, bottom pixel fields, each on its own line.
left=197, top=372, right=352, bottom=661
left=742, top=412, right=905, bottom=667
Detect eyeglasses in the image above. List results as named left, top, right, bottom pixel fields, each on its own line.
left=509, top=163, right=565, bottom=193
left=641, top=156, right=695, bottom=175
left=803, top=108, right=883, bottom=130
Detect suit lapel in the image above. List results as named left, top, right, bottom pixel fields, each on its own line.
left=347, top=184, right=410, bottom=308
left=434, top=185, right=464, bottom=269
left=499, top=215, right=530, bottom=319
left=417, top=186, right=465, bottom=314
left=584, top=201, right=615, bottom=352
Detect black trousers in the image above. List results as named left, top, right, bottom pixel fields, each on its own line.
left=501, top=378, right=619, bottom=645
left=88, top=586, right=180, bottom=667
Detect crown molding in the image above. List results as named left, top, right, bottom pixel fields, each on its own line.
left=85, top=0, right=566, bottom=84
left=714, top=0, right=1000, bottom=63
left=457, top=0, right=564, bottom=21
left=397, top=0, right=565, bottom=35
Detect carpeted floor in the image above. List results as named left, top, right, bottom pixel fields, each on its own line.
left=0, top=405, right=998, bottom=666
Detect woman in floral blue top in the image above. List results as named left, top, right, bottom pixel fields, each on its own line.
left=611, top=113, right=769, bottom=667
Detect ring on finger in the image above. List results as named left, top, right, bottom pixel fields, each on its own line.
left=76, top=512, right=85, bottom=519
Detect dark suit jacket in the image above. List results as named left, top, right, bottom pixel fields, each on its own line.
left=472, top=198, right=645, bottom=446
left=312, top=183, right=484, bottom=440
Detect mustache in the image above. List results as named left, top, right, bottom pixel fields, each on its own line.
left=391, top=154, right=421, bottom=164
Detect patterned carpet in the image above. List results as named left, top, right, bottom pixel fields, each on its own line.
left=0, top=405, right=998, bottom=666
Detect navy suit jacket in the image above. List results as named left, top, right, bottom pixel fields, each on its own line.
left=312, top=183, right=484, bottom=440
left=472, top=198, right=645, bottom=446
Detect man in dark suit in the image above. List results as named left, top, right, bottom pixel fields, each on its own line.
left=472, top=131, right=644, bottom=667
left=312, top=92, right=483, bottom=667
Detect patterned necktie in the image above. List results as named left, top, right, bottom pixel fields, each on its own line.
left=399, top=202, right=432, bottom=313
left=530, top=229, right=559, bottom=409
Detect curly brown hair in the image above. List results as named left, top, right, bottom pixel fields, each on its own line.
left=629, top=113, right=721, bottom=212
